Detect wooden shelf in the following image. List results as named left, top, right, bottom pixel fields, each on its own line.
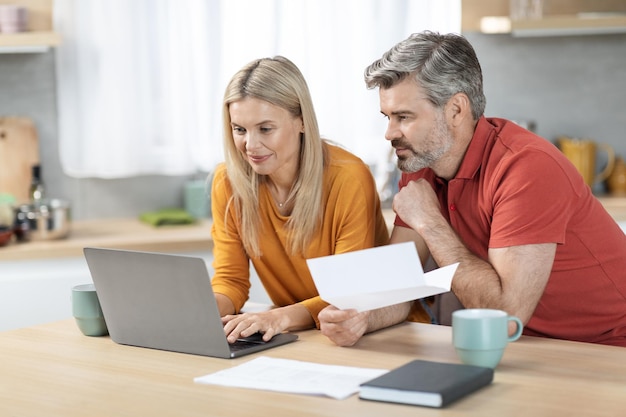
left=480, top=13, right=626, bottom=37
left=0, top=0, right=59, bottom=53
left=0, top=31, right=60, bottom=53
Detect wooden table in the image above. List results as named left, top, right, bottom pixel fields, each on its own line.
left=1, top=320, right=624, bottom=416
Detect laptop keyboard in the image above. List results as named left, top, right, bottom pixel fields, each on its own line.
left=230, top=333, right=268, bottom=352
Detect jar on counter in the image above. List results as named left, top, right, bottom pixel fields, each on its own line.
left=13, top=205, right=31, bottom=242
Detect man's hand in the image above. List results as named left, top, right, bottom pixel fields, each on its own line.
left=392, top=178, right=443, bottom=233
left=318, top=305, right=369, bottom=347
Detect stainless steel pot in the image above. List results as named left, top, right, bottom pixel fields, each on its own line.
left=14, top=199, right=71, bottom=241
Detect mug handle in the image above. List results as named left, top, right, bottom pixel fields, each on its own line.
left=507, top=316, right=524, bottom=342
left=596, top=143, right=615, bottom=183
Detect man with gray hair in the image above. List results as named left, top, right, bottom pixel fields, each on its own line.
left=365, top=31, right=626, bottom=346
left=320, top=31, right=626, bottom=347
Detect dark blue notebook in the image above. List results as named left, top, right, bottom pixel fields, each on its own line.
left=359, top=359, right=494, bottom=407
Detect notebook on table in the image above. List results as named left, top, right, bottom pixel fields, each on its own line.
left=83, top=247, right=298, bottom=358
left=359, top=359, right=494, bottom=408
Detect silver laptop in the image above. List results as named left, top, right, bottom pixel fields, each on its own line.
left=83, top=247, right=298, bottom=358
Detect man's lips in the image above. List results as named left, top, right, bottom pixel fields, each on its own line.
left=391, top=140, right=412, bottom=157
left=393, top=146, right=411, bottom=157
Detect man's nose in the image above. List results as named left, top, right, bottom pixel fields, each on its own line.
left=384, top=121, right=401, bottom=141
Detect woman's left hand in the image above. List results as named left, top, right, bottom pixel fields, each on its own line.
left=318, top=305, right=369, bottom=347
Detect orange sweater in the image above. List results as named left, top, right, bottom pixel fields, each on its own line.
left=210, top=144, right=389, bottom=327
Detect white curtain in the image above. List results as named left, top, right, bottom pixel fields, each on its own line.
left=54, top=0, right=460, bottom=179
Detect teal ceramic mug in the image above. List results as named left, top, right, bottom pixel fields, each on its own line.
left=71, top=283, right=109, bottom=337
left=184, top=179, right=210, bottom=219
left=452, top=309, right=523, bottom=369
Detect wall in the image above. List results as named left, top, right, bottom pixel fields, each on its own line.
left=1, top=32, right=626, bottom=219
left=0, top=52, right=194, bottom=220
left=466, top=32, right=626, bottom=194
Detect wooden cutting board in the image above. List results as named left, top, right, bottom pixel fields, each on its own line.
left=0, top=117, right=40, bottom=205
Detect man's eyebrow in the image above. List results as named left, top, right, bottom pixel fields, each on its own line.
left=382, top=110, right=414, bottom=117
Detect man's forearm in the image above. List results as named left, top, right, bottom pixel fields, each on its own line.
left=366, top=302, right=412, bottom=334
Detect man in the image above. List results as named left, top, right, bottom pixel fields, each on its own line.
left=321, top=31, right=626, bottom=347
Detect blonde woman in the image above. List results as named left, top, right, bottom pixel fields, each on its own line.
left=211, top=56, right=407, bottom=346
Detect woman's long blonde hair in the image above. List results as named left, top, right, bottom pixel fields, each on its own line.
left=222, top=56, right=327, bottom=257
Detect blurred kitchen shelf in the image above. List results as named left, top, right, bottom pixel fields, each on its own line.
left=480, top=13, right=626, bottom=37
left=0, top=31, right=61, bottom=53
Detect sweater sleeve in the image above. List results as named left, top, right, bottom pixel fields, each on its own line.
left=209, top=164, right=251, bottom=313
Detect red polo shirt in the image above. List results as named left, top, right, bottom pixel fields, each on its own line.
left=396, top=117, right=626, bottom=346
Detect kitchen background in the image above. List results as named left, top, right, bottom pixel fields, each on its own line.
left=1, top=0, right=626, bottom=331
left=2, top=32, right=625, bottom=221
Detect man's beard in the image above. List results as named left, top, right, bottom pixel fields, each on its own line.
left=394, top=113, right=453, bottom=173
left=395, top=142, right=438, bottom=173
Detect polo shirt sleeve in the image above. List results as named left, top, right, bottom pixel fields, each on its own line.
left=488, top=147, right=581, bottom=248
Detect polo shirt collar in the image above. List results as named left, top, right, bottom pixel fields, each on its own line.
left=453, top=116, right=493, bottom=180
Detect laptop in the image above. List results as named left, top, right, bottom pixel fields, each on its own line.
left=83, top=247, right=298, bottom=358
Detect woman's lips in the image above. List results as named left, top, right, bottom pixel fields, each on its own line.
left=248, top=154, right=271, bottom=164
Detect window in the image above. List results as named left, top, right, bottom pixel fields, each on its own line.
left=55, top=0, right=460, bottom=178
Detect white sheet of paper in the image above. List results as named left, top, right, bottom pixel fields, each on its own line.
left=307, top=242, right=458, bottom=312
left=194, top=356, right=388, bottom=400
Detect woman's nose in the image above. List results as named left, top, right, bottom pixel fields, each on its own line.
left=245, top=132, right=261, bottom=151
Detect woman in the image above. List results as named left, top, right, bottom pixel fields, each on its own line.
left=211, top=56, right=389, bottom=344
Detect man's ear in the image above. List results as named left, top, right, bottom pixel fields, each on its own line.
left=446, top=93, right=472, bottom=127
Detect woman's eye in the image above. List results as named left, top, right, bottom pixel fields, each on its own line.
left=232, top=126, right=245, bottom=134
left=260, top=127, right=272, bottom=133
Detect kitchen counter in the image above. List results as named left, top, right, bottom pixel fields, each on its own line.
left=2, top=211, right=396, bottom=262
left=2, top=196, right=625, bottom=262
left=596, top=195, right=626, bottom=221
left=0, top=218, right=213, bottom=261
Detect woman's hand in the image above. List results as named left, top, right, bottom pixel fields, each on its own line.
left=221, top=304, right=314, bottom=343
left=318, top=305, right=369, bottom=347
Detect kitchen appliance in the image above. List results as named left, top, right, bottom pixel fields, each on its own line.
left=14, top=199, right=71, bottom=241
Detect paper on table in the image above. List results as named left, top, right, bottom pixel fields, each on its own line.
left=194, top=356, right=388, bottom=400
left=307, top=242, right=458, bottom=312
